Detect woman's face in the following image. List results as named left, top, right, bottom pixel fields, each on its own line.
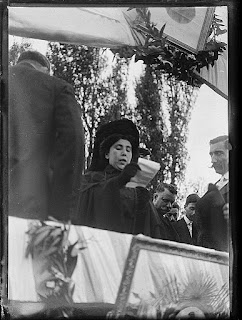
left=105, top=139, right=132, bottom=171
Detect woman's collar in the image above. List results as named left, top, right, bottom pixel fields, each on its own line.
left=105, top=164, right=121, bottom=174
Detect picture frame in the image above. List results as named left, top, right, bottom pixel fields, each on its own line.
left=147, top=7, right=216, bottom=53
left=114, top=235, right=230, bottom=318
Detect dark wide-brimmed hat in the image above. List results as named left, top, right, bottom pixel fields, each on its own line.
left=88, top=118, right=139, bottom=171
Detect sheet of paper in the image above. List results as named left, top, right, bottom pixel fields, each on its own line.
left=126, top=158, right=160, bottom=188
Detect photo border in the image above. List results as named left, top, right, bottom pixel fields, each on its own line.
left=1, top=0, right=239, bottom=318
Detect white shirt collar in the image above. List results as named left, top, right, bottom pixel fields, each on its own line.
left=183, top=215, right=193, bottom=237
left=222, top=171, right=229, bottom=180
left=216, top=171, right=229, bottom=190
left=183, top=215, right=192, bottom=225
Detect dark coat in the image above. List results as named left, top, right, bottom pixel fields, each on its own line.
left=9, top=62, right=84, bottom=221
left=196, top=184, right=228, bottom=252
left=76, top=165, right=147, bottom=234
left=144, top=205, right=181, bottom=242
left=76, top=164, right=181, bottom=242
left=173, top=218, right=198, bottom=245
left=219, top=182, right=229, bottom=203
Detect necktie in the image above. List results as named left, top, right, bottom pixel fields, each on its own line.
left=222, top=177, right=228, bottom=183
left=217, top=176, right=228, bottom=190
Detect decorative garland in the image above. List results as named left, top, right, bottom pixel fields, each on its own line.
left=111, top=8, right=227, bottom=87
left=25, top=220, right=87, bottom=317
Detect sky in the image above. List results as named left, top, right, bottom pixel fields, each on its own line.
left=185, top=85, right=228, bottom=186
left=8, top=6, right=228, bottom=194
left=129, top=60, right=228, bottom=194
left=184, top=6, right=228, bottom=190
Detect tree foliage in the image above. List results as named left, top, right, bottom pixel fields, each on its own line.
left=47, top=41, right=198, bottom=187
left=9, top=39, right=32, bottom=65
left=177, top=177, right=208, bottom=208
left=135, top=65, right=168, bottom=192
left=135, top=64, right=198, bottom=192
left=164, top=75, right=198, bottom=185
left=47, top=43, right=132, bottom=168
left=98, top=55, right=132, bottom=125
left=9, top=38, right=199, bottom=192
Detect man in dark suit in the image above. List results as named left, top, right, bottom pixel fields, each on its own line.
left=164, top=202, right=180, bottom=222
left=9, top=50, right=85, bottom=222
left=196, top=135, right=230, bottom=251
left=209, top=135, right=230, bottom=218
left=173, top=194, right=200, bottom=245
left=150, top=183, right=180, bottom=242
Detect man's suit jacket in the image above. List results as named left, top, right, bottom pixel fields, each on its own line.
left=196, top=184, right=228, bottom=251
left=173, top=218, right=198, bottom=245
left=9, top=62, right=84, bottom=221
left=142, top=202, right=181, bottom=242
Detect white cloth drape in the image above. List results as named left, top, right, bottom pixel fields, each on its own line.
left=8, top=217, right=39, bottom=301
left=8, top=216, right=229, bottom=307
left=8, top=217, right=133, bottom=303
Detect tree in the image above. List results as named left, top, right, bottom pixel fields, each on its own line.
left=163, top=74, right=198, bottom=186
left=9, top=38, right=32, bottom=65
left=98, top=54, right=132, bottom=124
left=177, top=177, right=208, bottom=209
left=47, top=44, right=132, bottom=169
left=135, top=65, right=168, bottom=193
left=135, top=65, right=198, bottom=193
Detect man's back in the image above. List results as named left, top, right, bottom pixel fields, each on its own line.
left=9, top=61, right=84, bottom=221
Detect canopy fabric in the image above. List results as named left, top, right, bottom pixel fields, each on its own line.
left=194, top=49, right=228, bottom=99
left=8, top=6, right=227, bottom=99
left=8, top=7, right=214, bottom=52
left=8, top=7, right=143, bottom=48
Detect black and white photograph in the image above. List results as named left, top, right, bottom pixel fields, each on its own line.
left=0, top=1, right=238, bottom=319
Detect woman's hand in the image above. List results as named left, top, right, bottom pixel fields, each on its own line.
left=122, top=162, right=141, bottom=177
left=117, top=162, right=141, bottom=187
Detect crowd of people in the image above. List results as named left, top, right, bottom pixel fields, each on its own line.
left=9, top=50, right=230, bottom=253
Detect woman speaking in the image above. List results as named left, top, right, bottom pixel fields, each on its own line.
left=75, top=118, right=150, bottom=234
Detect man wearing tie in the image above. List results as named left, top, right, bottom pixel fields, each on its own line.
left=173, top=194, right=200, bottom=245
left=196, top=135, right=231, bottom=251
left=209, top=135, right=230, bottom=219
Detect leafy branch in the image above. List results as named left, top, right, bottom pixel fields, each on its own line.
left=25, top=221, right=87, bottom=317
left=111, top=8, right=227, bottom=88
